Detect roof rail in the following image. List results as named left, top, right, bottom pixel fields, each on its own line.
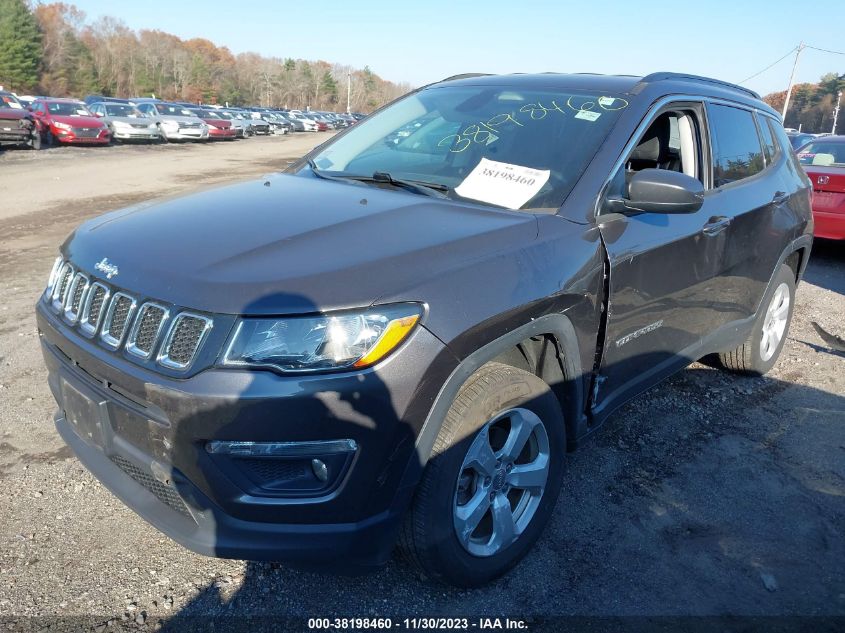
left=439, top=73, right=492, bottom=83
left=636, top=72, right=760, bottom=99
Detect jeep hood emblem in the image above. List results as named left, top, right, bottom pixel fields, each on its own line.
left=95, top=257, right=119, bottom=279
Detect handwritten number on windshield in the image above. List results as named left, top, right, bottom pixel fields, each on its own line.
left=437, top=96, right=629, bottom=153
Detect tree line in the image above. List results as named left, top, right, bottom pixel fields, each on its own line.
left=0, top=0, right=414, bottom=112
left=763, top=72, right=844, bottom=134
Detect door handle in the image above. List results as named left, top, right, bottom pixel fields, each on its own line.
left=702, top=216, right=731, bottom=236
left=772, top=191, right=790, bottom=205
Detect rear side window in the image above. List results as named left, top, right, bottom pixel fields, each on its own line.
left=757, top=114, right=780, bottom=165
left=707, top=104, right=765, bottom=187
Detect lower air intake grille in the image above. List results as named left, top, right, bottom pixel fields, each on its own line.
left=110, top=455, right=193, bottom=520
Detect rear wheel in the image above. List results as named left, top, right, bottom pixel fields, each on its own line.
left=712, top=264, right=795, bottom=375
left=399, top=362, right=565, bottom=587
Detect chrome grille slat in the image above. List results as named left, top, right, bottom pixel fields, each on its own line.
left=51, top=263, right=74, bottom=312
left=158, top=313, right=213, bottom=370
left=100, top=292, right=137, bottom=348
left=79, top=283, right=109, bottom=337
left=126, top=303, right=169, bottom=359
left=63, top=273, right=89, bottom=323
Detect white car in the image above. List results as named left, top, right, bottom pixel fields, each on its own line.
left=289, top=113, right=318, bottom=132
left=88, top=102, right=161, bottom=142
left=217, top=110, right=252, bottom=137
left=135, top=101, right=209, bottom=142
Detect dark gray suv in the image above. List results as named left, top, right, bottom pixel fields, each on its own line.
left=36, top=72, right=812, bottom=587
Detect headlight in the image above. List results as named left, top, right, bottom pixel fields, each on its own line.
left=53, top=121, right=71, bottom=130
left=223, top=304, right=422, bottom=373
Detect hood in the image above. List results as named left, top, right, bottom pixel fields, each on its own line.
left=108, top=115, right=155, bottom=126
left=160, top=114, right=203, bottom=124
left=51, top=114, right=104, bottom=128
left=63, top=174, right=538, bottom=315
left=0, top=108, right=30, bottom=121
left=204, top=118, right=231, bottom=128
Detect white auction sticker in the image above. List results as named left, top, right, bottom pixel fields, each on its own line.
left=575, top=110, right=601, bottom=122
left=455, top=158, right=550, bottom=209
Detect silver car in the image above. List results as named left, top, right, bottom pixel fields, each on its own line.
left=217, top=109, right=253, bottom=138
left=88, top=102, right=161, bottom=142
left=134, top=101, right=209, bottom=142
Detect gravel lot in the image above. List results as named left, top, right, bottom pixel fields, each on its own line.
left=0, top=137, right=843, bottom=632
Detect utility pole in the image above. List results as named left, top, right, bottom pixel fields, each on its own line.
left=346, top=72, right=351, bottom=114
left=833, top=91, right=842, bottom=135
left=781, top=42, right=805, bottom=123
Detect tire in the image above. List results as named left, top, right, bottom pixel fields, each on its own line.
left=713, top=264, right=795, bottom=375
left=399, top=362, right=566, bottom=587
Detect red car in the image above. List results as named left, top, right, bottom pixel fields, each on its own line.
left=797, top=136, right=845, bottom=240
left=30, top=99, right=110, bottom=146
left=188, top=108, right=236, bottom=140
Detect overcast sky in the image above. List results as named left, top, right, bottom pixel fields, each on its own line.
left=66, top=0, right=845, bottom=96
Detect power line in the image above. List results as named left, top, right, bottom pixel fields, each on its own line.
left=737, top=43, right=845, bottom=86
left=805, top=45, right=845, bottom=56
left=738, top=47, right=797, bottom=84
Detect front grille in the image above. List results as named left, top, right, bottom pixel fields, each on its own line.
left=181, top=122, right=201, bottom=129
left=45, top=259, right=213, bottom=370
left=130, top=124, right=149, bottom=129
left=110, top=455, right=193, bottom=520
left=72, top=128, right=99, bottom=138
left=237, top=458, right=310, bottom=483
left=127, top=303, right=167, bottom=358
left=160, top=315, right=211, bottom=369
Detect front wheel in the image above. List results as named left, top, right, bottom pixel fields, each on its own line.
left=712, top=263, right=796, bottom=375
left=399, top=362, right=565, bottom=587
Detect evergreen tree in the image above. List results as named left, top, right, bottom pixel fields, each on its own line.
left=0, top=0, right=42, bottom=91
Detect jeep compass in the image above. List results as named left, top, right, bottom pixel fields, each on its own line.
left=36, top=72, right=812, bottom=587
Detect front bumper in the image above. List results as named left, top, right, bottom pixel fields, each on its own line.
left=208, top=128, right=236, bottom=139
left=37, top=300, right=454, bottom=567
left=164, top=128, right=208, bottom=141
left=113, top=129, right=161, bottom=140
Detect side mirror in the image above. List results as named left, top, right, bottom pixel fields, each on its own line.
left=616, top=169, right=704, bottom=214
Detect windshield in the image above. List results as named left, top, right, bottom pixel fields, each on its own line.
left=155, top=103, right=196, bottom=117
left=797, top=142, right=845, bottom=167
left=105, top=104, right=144, bottom=117
left=46, top=102, right=93, bottom=116
left=308, top=85, right=626, bottom=210
left=0, top=94, right=23, bottom=110
left=194, top=109, right=221, bottom=119
left=217, top=111, right=234, bottom=120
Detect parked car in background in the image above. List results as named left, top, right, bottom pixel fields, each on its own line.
left=31, top=98, right=110, bottom=146
left=0, top=91, right=39, bottom=149
left=787, top=131, right=815, bottom=150
left=796, top=135, right=845, bottom=239
left=134, top=101, right=208, bottom=142
left=186, top=108, right=237, bottom=140
left=302, top=113, right=328, bottom=131
left=89, top=102, right=161, bottom=143
left=269, top=111, right=294, bottom=134
left=215, top=109, right=251, bottom=138
left=284, top=112, right=314, bottom=132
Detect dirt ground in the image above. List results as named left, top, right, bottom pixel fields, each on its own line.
left=0, top=136, right=843, bottom=632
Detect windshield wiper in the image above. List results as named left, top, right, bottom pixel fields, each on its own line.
left=367, top=172, right=449, bottom=199
left=307, top=161, right=449, bottom=199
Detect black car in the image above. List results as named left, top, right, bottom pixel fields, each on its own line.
left=0, top=91, right=39, bottom=149
left=36, top=72, right=812, bottom=587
